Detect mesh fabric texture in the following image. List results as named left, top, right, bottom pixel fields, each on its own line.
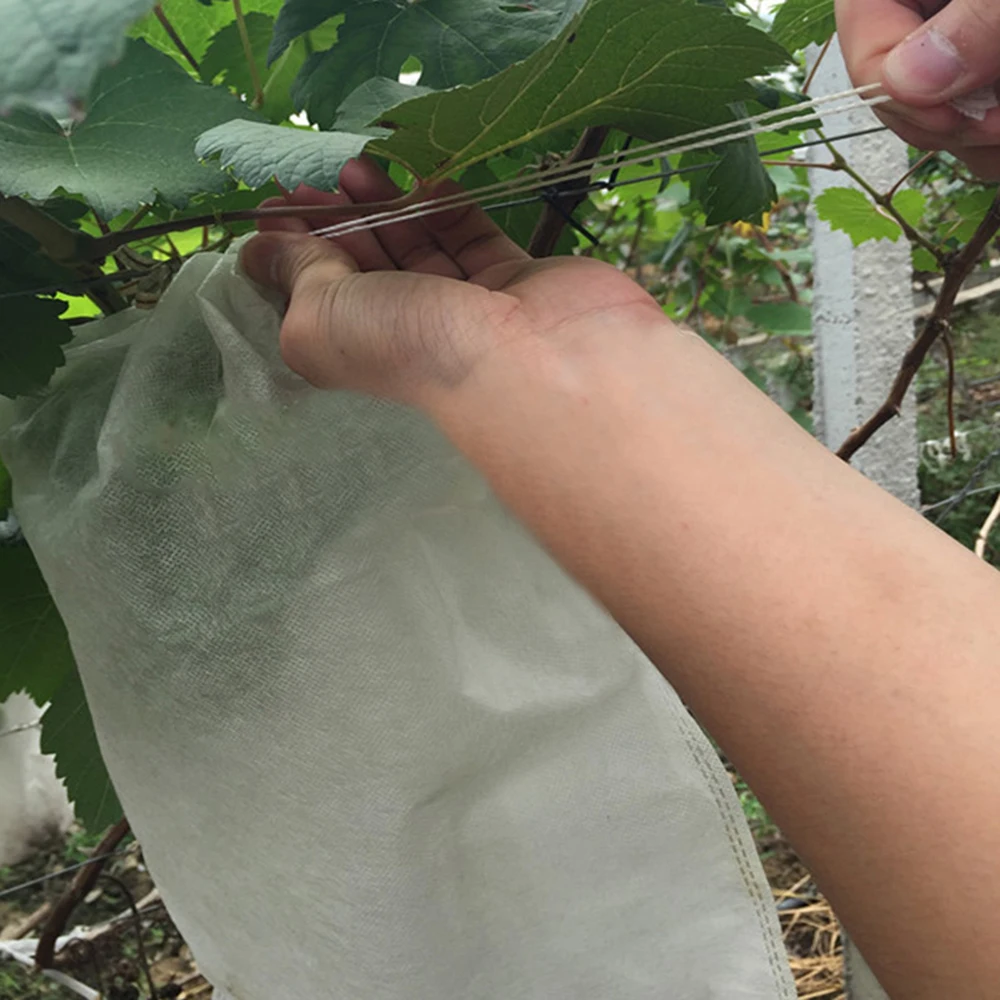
left=0, top=248, right=794, bottom=1000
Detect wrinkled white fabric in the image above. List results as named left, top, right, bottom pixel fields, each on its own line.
left=0, top=248, right=794, bottom=1000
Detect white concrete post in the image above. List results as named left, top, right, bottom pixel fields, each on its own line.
left=809, top=41, right=920, bottom=507
left=808, top=40, right=920, bottom=1000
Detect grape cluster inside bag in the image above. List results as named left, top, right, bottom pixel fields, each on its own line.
left=0, top=247, right=794, bottom=1000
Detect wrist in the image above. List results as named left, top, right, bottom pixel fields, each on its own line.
left=417, top=306, right=691, bottom=477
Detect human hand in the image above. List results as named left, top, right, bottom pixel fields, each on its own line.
left=241, top=158, right=665, bottom=408
left=837, top=0, right=1000, bottom=178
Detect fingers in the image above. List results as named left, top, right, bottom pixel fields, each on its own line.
left=240, top=228, right=507, bottom=403
left=242, top=230, right=358, bottom=302
left=261, top=183, right=397, bottom=272
left=422, top=181, right=529, bottom=275
left=336, top=159, right=466, bottom=279
left=837, top=0, right=962, bottom=134
left=256, top=197, right=311, bottom=235
left=837, top=0, right=1000, bottom=172
left=240, top=230, right=372, bottom=389
left=883, top=0, right=1000, bottom=104
left=836, top=0, right=926, bottom=90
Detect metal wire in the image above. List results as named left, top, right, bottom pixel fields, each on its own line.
left=0, top=849, right=133, bottom=902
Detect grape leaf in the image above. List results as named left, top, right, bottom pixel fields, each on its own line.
left=377, top=0, right=788, bottom=180
left=196, top=120, right=380, bottom=190
left=746, top=301, right=811, bottom=335
left=912, top=245, right=942, bottom=273
left=0, top=298, right=74, bottom=399
left=278, top=0, right=582, bottom=128
left=0, top=0, right=157, bottom=117
left=0, top=207, right=84, bottom=397
left=201, top=12, right=340, bottom=122
left=0, top=545, right=75, bottom=704
left=682, top=105, right=777, bottom=224
left=41, top=665, right=123, bottom=831
left=130, top=0, right=283, bottom=66
left=0, top=40, right=257, bottom=218
left=951, top=188, right=997, bottom=243
left=892, top=188, right=926, bottom=229
left=815, top=186, right=903, bottom=246
left=770, top=0, right=835, bottom=53
left=0, top=215, right=81, bottom=295
left=201, top=12, right=275, bottom=91
left=334, top=78, right=434, bottom=131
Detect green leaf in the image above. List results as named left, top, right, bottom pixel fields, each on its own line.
left=378, top=0, right=788, bottom=180
left=130, top=0, right=283, bottom=66
left=912, top=245, right=942, bottom=273
left=892, top=188, right=926, bottom=228
left=282, top=0, right=579, bottom=127
left=0, top=297, right=74, bottom=399
left=770, top=0, right=835, bottom=53
left=0, top=545, right=75, bottom=704
left=196, top=120, right=379, bottom=190
left=815, top=186, right=902, bottom=246
left=0, top=0, right=157, bottom=116
left=683, top=111, right=777, bottom=224
left=0, top=210, right=82, bottom=295
left=41, top=666, right=123, bottom=831
left=200, top=12, right=339, bottom=122
left=0, top=40, right=257, bottom=218
left=0, top=207, right=78, bottom=396
left=201, top=12, right=275, bottom=90
left=334, top=78, right=434, bottom=131
left=262, top=19, right=342, bottom=122
left=746, top=300, right=811, bottom=335
left=951, top=188, right=998, bottom=243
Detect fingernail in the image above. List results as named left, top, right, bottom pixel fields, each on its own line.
left=884, top=28, right=965, bottom=99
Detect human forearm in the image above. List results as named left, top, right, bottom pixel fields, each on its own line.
left=425, top=312, right=1000, bottom=999
left=243, top=180, right=1000, bottom=996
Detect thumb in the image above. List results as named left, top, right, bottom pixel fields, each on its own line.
left=883, top=0, right=1000, bottom=104
left=241, top=231, right=358, bottom=299
left=241, top=231, right=368, bottom=390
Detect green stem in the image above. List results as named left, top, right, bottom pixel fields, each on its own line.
left=154, top=4, right=200, bottom=75
left=232, top=0, right=265, bottom=108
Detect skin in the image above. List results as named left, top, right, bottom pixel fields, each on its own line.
left=837, top=0, right=1000, bottom=177
left=241, top=158, right=1000, bottom=998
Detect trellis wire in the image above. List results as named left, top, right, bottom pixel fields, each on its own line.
left=0, top=86, right=890, bottom=305
left=312, top=83, right=888, bottom=241
left=482, top=125, right=888, bottom=216
left=0, top=849, right=132, bottom=902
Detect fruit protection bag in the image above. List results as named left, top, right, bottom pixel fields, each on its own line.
left=0, top=247, right=793, bottom=1000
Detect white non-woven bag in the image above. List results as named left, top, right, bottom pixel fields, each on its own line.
left=1, top=247, right=794, bottom=1000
